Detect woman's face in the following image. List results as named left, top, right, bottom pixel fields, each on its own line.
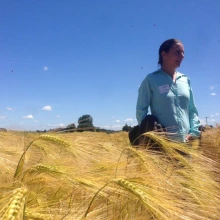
left=162, top=43, right=184, bottom=69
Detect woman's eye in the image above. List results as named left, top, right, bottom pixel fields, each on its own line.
left=176, top=50, right=184, bottom=55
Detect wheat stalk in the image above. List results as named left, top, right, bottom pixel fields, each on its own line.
left=13, top=140, right=35, bottom=181
left=13, top=134, right=76, bottom=182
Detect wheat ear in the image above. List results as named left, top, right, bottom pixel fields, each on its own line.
left=113, top=179, right=169, bottom=219
left=25, top=211, right=53, bottom=220
left=144, top=132, right=193, bottom=168
left=13, top=140, right=35, bottom=181
left=39, top=134, right=71, bottom=148
left=0, top=187, right=27, bottom=220
left=39, top=134, right=77, bottom=156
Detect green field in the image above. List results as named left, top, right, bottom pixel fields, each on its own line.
left=0, top=128, right=219, bottom=219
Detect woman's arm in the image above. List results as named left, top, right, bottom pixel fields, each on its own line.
left=136, top=76, right=151, bottom=125
left=187, top=79, right=201, bottom=139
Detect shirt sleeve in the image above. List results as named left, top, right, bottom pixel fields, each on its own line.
left=136, top=76, right=151, bottom=125
left=188, top=79, right=201, bottom=138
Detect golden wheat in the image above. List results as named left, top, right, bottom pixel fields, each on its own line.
left=0, top=187, right=27, bottom=220
left=0, top=130, right=219, bottom=219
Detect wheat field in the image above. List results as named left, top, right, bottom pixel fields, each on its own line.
left=0, top=128, right=219, bottom=220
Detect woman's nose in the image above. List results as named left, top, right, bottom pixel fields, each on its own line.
left=180, top=52, right=184, bottom=58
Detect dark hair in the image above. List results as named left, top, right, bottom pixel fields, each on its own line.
left=158, top=39, right=182, bottom=66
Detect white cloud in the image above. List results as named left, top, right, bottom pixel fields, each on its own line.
left=42, top=106, right=52, bottom=111
left=216, top=113, right=219, bottom=116
left=210, top=114, right=214, bottom=117
left=23, top=115, right=33, bottom=119
left=56, top=115, right=60, bottom=118
left=47, top=123, right=65, bottom=128
left=210, top=119, right=216, bottom=122
left=103, top=125, right=110, bottom=129
left=112, top=116, right=115, bottom=119
left=43, top=66, right=48, bottom=71
left=7, top=107, right=13, bottom=111
left=124, top=118, right=133, bottom=122
left=102, top=125, right=122, bottom=130
left=209, top=85, right=217, bottom=90
left=210, top=93, right=216, bottom=96
left=34, top=120, right=38, bottom=123
left=116, top=120, right=120, bottom=123
left=0, top=116, right=6, bottom=119
left=112, top=125, right=122, bottom=130
left=199, top=118, right=205, bottom=125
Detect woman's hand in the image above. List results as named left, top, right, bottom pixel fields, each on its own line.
left=185, top=134, right=194, bottom=141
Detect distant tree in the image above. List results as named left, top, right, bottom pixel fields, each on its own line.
left=77, top=114, right=94, bottom=131
left=66, top=123, right=76, bottom=131
left=122, top=123, right=132, bottom=132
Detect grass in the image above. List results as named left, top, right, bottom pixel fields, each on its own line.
left=0, top=127, right=219, bottom=219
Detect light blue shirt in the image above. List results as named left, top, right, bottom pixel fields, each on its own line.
left=136, top=69, right=201, bottom=142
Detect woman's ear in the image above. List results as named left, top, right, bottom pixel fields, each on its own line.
left=161, top=51, right=167, bottom=58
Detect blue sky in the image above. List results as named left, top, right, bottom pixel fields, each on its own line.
left=0, top=0, right=220, bottom=131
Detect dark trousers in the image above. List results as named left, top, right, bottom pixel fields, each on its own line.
left=128, top=115, right=163, bottom=146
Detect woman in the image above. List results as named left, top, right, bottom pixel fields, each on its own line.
left=136, top=39, right=201, bottom=143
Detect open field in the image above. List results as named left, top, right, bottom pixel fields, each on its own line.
left=0, top=128, right=219, bottom=219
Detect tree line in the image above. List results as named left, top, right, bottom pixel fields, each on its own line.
left=43, top=114, right=134, bottom=133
